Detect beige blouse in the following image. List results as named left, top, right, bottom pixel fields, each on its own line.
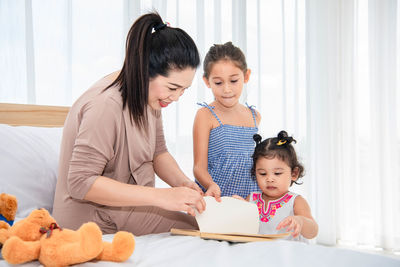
left=52, top=76, right=167, bottom=230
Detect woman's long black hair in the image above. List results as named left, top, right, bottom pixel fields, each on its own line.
left=106, top=12, right=200, bottom=128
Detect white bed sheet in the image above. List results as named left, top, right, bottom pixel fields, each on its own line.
left=1, top=233, right=399, bottom=267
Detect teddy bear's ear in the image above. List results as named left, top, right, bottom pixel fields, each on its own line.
left=0, top=193, right=17, bottom=226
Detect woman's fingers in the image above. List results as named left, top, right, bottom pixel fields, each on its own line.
left=187, top=181, right=204, bottom=195
left=195, top=185, right=205, bottom=195
left=158, top=187, right=210, bottom=216
left=204, top=190, right=213, bottom=197
left=157, top=187, right=203, bottom=215
left=193, top=196, right=206, bottom=214
left=180, top=187, right=206, bottom=214
left=181, top=180, right=204, bottom=196
left=185, top=205, right=196, bottom=216
left=181, top=195, right=205, bottom=216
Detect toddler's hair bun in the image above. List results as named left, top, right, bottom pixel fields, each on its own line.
left=276, top=130, right=297, bottom=145
left=277, top=130, right=288, bottom=140
left=253, top=134, right=262, bottom=144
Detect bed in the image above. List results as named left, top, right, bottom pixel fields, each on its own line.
left=0, top=103, right=399, bottom=267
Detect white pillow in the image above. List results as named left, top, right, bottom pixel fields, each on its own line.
left=0, top=124, right=63, bottom=219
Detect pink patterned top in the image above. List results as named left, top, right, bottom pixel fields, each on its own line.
left=250, top=191, right=306, bottom=242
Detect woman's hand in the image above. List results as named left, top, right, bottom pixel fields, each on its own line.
left=181, top=180, right=204, bottom=195
left=205, top=182, right=221, bottom=202
left=276, top=215, right=304, bottom=238
left=155, top=187, right=206, bottom=216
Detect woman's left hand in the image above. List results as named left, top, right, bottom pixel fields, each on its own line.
left=276, top=215, right=304, bottom=238
left=181, top=180, right=204, bottom=195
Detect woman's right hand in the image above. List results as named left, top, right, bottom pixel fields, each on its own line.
left=156, top=187, right=206, bottom=216
left=205, top=182, right=221, bottom=202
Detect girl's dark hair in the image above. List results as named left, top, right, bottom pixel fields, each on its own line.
left=203, top=41, right=247, bottom=79
left=251, top=131, right=305, bottom=186
left=106, top=12, right=200, bottom=128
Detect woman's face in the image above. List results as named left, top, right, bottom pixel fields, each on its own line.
left=148, top=68, right=196, bottom=110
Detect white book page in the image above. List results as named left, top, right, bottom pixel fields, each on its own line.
left=195, top=196, right=260, bottom=235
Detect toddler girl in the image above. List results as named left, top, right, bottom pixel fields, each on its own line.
left=236, top=131, right=318, bottom=241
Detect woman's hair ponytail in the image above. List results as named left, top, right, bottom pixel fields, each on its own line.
left=106, top=12, right=200, bottom=129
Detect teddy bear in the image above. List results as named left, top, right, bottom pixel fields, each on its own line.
left=0, top=193, right=18, bottom=231
left=0, top=208, right=135, bottom=266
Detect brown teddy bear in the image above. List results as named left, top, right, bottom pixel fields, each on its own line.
left=0, top=208, right=135, bottom=266
left=0, top=193, right=18, bottom=231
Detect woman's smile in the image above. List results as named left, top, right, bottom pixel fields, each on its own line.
left=159, top=100, right=170, bottom=108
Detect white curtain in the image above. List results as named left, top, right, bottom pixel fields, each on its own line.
left=307, top=0, right=400, bottom=253
left=0, top=0, right=399, bottom=254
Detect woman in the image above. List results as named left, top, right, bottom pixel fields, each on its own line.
left=52, top=12, right=205, bottom=235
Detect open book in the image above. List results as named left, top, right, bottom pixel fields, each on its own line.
left=171, top=196, right=290, bottom=242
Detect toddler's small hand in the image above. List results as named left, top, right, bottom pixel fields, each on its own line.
left=231, top=195, right=246, bottom=201
left=276, top=216, right=303, bottom=238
